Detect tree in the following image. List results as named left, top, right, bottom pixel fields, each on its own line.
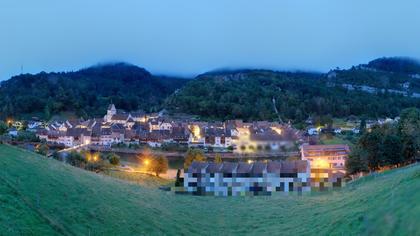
left=44, top=103, right=51, bottom=120
left=382, top=135, right=403, bottom=166
left=175, top=169, right=182, bottom=187
left=148, top=155, right=168, bottom=177
left=398, top=108, right=420, bottom=163
left=184, top=148, right=206, bottom=169
left=107, top=153, right=121, bottom=166
left=214, top=153, right=222, bottom=163
left=359, top=117, right=367, bottom=135
left=346, top=147, right=369, bottom=175
left=0, top=121, right=7, bottom=135
left=358, top=126, right=383, bottom=170
left=348, top=108, right=419, bottom=173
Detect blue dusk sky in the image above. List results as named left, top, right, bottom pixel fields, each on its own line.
left=1, top=0, right=420, bottom=80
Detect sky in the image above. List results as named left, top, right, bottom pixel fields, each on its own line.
left=1, top=0, right=420, bottom=80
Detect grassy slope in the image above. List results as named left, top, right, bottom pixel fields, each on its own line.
left=0, top=144, right=419, bottom=235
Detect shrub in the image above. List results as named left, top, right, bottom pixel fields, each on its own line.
left=67, top=151, right=87, bottom=168
left=35, top=143, right=49, bottom=156
left=107, top=153, right=121, bottom=166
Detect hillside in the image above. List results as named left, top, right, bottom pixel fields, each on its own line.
left=1, top=58, right=420, bottom=122
left=0, top=63, right=188, bottom=120
left=330, top=57, right=420, bottom=93
left=366, top=57, right=420, bottom=75
left=1, top=144, right=419, bottom=235
left=166, top=68, right=420, bottom=122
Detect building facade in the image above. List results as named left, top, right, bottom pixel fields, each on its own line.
left=300, top=144, right=350, bottom=170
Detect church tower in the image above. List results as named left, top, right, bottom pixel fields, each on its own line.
left=105, top=104, right=116, bottom=122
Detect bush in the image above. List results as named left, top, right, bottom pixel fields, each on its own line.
left=16, top=131, right=40, bottom=142
left=107, top=153, right=121, bottom=166
left=128, top=143, right=141, bottom=149
left=52, top=151, right=61, bottom=161
left=86, top=160, right=110, bottom=172
left=67, top=151, right=87, bottom=168
left=35, top=143, right=49, bottom=156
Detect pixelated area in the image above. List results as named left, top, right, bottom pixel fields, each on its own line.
left=177, top=161, right=347, bottom=196
left=310, top=168, right=346, bottom=190
left=182, top=161, right=311, bottom=196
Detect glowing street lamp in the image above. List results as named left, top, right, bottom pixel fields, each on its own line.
left=93, top=154, right=98, bottom=162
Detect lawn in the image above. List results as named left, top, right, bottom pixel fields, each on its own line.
left=101, top=170, right=173, bottom=188
left=0, top=144, right=419, bottom=235
left=319, top=134, right=356, bottom=147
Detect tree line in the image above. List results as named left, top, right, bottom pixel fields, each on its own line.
left=346, top=108, right=420, bottom=174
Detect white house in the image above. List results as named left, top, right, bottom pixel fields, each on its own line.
left=307, top=127, right=319, bottom=136
left=301, top=144, right=350, bottom=170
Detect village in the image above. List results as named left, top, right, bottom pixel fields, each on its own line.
left=4, top=104, right=398, bottom=153
left=13, top=104, right=306, bottom=153
left=1, top=103, right=404, bottom=195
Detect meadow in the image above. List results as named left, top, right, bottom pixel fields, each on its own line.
left=0, top=144, right=419, bottom=235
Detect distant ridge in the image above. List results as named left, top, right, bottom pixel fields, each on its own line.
left=0, top=63, right=188, bottom=120
left=365, top=57, right=420, bottom=74
left=0, top=57, right=419, bottom=120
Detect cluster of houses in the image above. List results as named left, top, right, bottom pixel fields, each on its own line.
left=305, top=116, right=400, bottom=136
left=34, top=104, right=304, bottom=151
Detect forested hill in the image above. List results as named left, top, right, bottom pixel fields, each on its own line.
left=165, top=58, right=420, bottom=122
left=0, top=63, right=188, bottom=119
left=328, top=57, right=420, bottom=92
left=1, top=57, right=419, bottom=121
left=366, top=57, right=420, bottom=74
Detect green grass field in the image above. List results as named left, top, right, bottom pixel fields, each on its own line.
left=0, top=144, right=419, bottom=235
left=102, top=170, right=173, bottom=188
left=319, top=134, right=355, bottom=146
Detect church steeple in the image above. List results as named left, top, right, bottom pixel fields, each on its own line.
left=105, top=104, right=117, bottom=122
